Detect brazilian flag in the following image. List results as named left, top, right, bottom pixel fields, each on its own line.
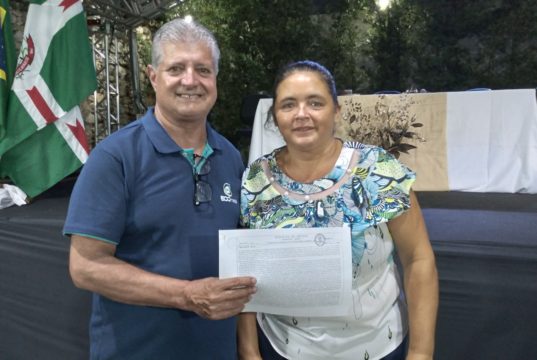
left=0, top=0, right=16, bottom=140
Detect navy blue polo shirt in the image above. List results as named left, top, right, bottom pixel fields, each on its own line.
left=63, top=108, right=244, bottom=359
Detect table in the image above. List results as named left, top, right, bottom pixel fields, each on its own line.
left=248, top=89, right=537, bottom=193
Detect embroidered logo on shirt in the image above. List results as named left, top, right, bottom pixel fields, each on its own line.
left=220, top=183, right=238, bottom=204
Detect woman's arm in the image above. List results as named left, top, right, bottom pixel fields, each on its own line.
left=237, top=312, right=263, bottom=360
left=388, top=191, right=439, bottom=360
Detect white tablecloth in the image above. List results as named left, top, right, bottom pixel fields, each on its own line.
left=248, top=89, right=537, bottom=193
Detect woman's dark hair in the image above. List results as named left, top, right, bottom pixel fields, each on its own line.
left=273, top=60, right=338, bottom=105
left=267, top=60, right=339, bottom=126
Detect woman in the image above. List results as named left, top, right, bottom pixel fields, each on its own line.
left=238, top=60, right=438, bottom=360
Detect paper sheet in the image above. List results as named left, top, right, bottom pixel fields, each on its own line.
left=219, top=227, right=352, bottom=316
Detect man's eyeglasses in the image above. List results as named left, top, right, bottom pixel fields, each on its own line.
left=193, top=157, right=211, bottom=206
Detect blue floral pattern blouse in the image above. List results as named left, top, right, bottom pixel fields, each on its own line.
left=240, top=141, right=416, bottom=359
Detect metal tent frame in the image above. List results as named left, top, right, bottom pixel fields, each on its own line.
left=83, top=0, right=183, bottom=145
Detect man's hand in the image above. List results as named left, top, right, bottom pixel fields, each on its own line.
left=183, top=277, right=257, bottom=320
left=70, top=235, right=257, bottom=316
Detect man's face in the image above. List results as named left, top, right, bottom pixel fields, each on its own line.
left=148, top=41, right=217, bottom=124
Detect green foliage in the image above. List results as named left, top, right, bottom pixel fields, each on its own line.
left=135, top=0, right=536, bottom=156
left=313, top=0, right=377, bottom=93
left=148, top=0, right=373, bottom=145
left=368, top=0, right=537, bottom=92
left=164, top=0, right=317, bottom=139
left=369, top=1, right=408, bottom=91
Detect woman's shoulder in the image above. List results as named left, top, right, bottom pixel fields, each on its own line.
left=243, top=148, right=276, bottom=183
left=247, top=147, right=282, bottom=171
left=343, top=142, right=415, bottom=220
left=343, top=140, right=387, bottom=154
left=343, top=141, right=393, bottom=166
left=344, top=140, right=415, bottom=189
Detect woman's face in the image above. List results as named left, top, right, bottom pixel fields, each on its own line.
left=273, top=71, right=339, bottom=151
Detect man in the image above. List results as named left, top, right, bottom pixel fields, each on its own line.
left=63, top=18, right=256, bottom=359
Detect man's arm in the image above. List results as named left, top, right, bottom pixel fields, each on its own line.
left=69, top=234, right=257, bottom=320
left=388, top=191, right=439, bottom=360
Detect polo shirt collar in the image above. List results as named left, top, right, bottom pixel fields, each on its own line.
left=142, top=108, right=224, bottom=154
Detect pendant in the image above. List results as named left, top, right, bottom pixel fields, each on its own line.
left=316, top=200, right=325, bottom=218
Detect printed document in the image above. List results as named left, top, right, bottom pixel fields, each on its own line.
left=219, top=227, right=352, bottom=316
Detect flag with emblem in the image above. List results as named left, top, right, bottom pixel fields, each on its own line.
left=0, top=0, right=16, bottom=140
left=0, top=0, right=96, bottom=198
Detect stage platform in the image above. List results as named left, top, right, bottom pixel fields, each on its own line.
left=417, top=191, right=537, bottom=359
left=1, top=179, right=536, bottom=359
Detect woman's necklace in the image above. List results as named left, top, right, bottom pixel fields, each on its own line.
left=264, top=145, right=358, bottom=214
left=279, top=139, right=342, bottom=183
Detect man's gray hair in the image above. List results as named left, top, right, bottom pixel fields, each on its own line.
left=151, top=18, right=220, bottom=74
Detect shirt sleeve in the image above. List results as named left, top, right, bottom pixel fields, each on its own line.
left=63, top=146, right=127, bottom=244
left=360, top=146, right=416, bottom=222
left=239, top=161, right=263, bottom=228
left=239, top=158, right=276, bottom=228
